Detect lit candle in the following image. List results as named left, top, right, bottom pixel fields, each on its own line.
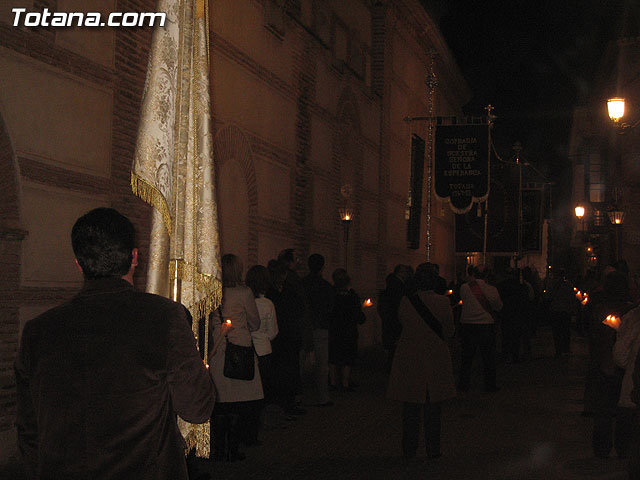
left=363, top=298, right=373, bottom=307
left=581, top=294, right=589, bottom=305
left=602, top=314, right=621, bottom=330
left=225, top=319, right=232, bottom=325
left=458, top=300, right=463, bottom=305
left=447, top=289, right=453, bottom=295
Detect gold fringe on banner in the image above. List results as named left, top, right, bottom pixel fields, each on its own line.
left=131, top=171, right=173, bottom=236
left=169, top=259, right=222, bottom=323
left=181, top=420, right=210, bottom=457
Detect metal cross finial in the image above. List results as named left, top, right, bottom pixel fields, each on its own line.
left=484, top=105, right=496, bottom=125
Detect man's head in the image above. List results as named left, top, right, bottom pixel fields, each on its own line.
left=278, top=248, right=296, bottom=269
left=71, top=208, right=136, bottom=280
left=221, top=254, right=244, bottom=288
left=474, top=265, right=488, bottom=280
left=415, top=263, right=439, bottom=291
left=308, top=253, right=325, bottom=274
left=332, top=268, right=351, bottom=290
left=425, top=262, right=440, bottom=275
left=393, top=264, right=412, bottom=282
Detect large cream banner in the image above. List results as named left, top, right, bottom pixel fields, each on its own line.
left=131, top=0, right=221, bottom=457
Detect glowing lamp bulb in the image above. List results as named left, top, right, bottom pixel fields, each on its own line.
left=225, top=319, right=232, bottom=325
left=608, top=98, right=625, bottom=122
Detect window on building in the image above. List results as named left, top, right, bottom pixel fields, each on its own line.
left=349, top=39, right=367, bottom=79
left=407, top=134, right=425, bottom=249
left=265, top=0, right=286, bottom=37
left=588, top=153, right=606, bottom=204
left=313, top=1, right=331, bottom=46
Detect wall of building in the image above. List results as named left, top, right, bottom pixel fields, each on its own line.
left=0, top=0, right=156, bottom=462
left=568, top=38, right=640, bottom=282
left=0, top=0, right=469, bottom=461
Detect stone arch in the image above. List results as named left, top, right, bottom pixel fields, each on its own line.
left=213, top=125, right=258, bottom=268
left=0, top=110, right=21, bottom=228
left=337, top=87, right=362, bottom=136
left=333, top=88, right=364, bottom=274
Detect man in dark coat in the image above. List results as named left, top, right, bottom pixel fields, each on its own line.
left=277, top=248, right=311, bottom=414
left=302, top=254, right=336, bottom=406
left=15, top=208, right=215, bottom=480
left=377, top=264, right=413, bottom=372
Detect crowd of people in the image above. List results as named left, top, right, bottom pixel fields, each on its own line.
left=206, top=249, right=367, bottom=466
left=379, top=259, right=640, bottom=479
left=14, top=207, right=640, bottom=479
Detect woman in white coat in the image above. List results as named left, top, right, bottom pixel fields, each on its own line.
left=209, top=254, right=263, bottom=462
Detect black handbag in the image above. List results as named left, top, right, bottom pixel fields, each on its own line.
left=223, top=339, right=255, bottom=380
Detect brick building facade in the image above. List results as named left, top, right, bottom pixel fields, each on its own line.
left=0, top=0, right=469, bottom=460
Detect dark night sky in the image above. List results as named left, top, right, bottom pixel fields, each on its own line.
left=432, top=0, right=636, bottom=185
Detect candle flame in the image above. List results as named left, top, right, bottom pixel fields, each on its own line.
left=447, top=289, right=453, bottom=295
left=603, top=314, right=621, bottom=330
left=363, top=298, right=373, bottom=307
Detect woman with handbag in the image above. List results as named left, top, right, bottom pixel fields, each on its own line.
left=209, top=254, right=263, bottom=462
left=387, top=263, right=456, bottom=460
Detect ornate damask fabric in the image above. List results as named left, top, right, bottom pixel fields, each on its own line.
left=131, top=0, right=221, bottom=457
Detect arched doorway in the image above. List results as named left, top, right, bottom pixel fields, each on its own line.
left=213, top=126, right=258, bottom=270
left=0, top=110, right=26, bottom=462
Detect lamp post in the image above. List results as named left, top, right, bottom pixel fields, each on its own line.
left=605, top=98, right=634, bottom=261
left=339, top=207, right=353, bottom=270
left=514, top=141, right=523, bottom=264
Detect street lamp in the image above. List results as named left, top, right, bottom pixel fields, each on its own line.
left=339, top=207, right=353, bottom=269
left=607, top=205, right=624, bottom=261
left=607, top=208, right=625, bottom=225
left=607, top=97, right=640, bottom=133
left=575, top=205, right=585, bottom=234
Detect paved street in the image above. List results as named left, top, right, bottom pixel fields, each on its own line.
left=212, top=326, right=628, bottom=480
left=1, top=326, right=630, bottom=480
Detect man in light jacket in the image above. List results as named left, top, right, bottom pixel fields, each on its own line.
left=457, top=265, right=503, bottom=393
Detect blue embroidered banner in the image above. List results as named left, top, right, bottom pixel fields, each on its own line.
left=434, top=121, right=490, bottom=214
